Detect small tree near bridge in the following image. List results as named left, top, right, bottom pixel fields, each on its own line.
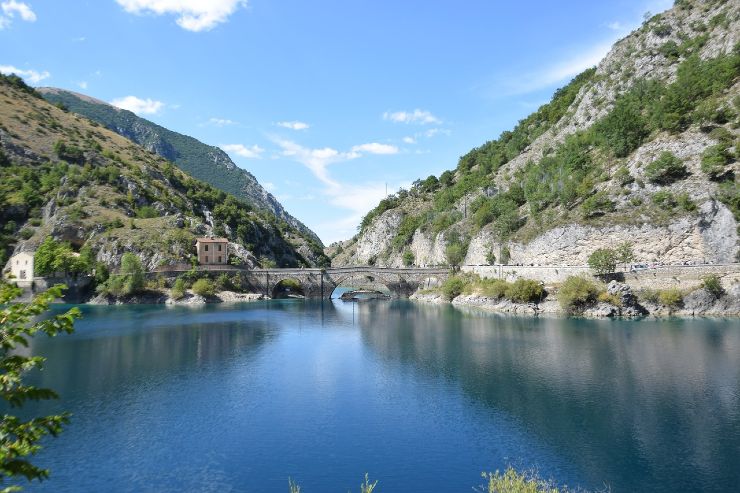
left=588, top=248, right=617, bottom=275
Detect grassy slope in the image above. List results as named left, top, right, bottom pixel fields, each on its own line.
left=39, top=88, right=321, bottom=245
left=0, top=75, right=328, bottom=269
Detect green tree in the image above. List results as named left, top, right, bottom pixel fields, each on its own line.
left=34, top=238, right=88, bottom=277
left=485, top=250, right=496, bottom=265
left=614, top=242, right=635, bottom=270
left=0, top=284, right=78, bottom=490
left=445, top=243, right=464, bottom=272
left=120, top=253, right=144, bottom=294
left=644, top=152, right=688, bottom=184
left=171, top=278, right=186, bottom=300
left=402, top=250, right=414, bottom=267
left=588, top=248, right=617, bottom=275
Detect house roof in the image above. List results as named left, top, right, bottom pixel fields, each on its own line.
left=195, top=237, right=229, bottom=243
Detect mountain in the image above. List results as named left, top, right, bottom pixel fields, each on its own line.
left=0, top=74, right=328, bottom=272
left=37, top=87, right=321, bottom=245
left=330, top=0, right=739, bottom=267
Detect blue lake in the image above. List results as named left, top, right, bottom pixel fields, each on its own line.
left=16, top=300, right=740, bottom=492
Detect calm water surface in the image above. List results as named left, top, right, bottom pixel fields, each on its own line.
left=17, top=300, right=740, bottom=492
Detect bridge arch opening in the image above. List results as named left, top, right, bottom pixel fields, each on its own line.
left=271, top=278, right=305, bottom=299
left=329, top=275, right=392, bottom=300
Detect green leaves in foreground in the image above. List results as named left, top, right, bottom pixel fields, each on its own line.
left=0, top=284, right=78, bottom=491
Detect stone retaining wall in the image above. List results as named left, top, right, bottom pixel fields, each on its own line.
left=462, top=264, right=740, bottom=291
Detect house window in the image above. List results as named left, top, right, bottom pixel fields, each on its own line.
left=217, top=256, right=222, bottom=263
left=205, top=256, right=209, bottom=263
left=205, top=245, right=209, bottom=252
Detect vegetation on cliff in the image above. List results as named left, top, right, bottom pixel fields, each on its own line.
left=0, top=74, right=329, bottom=273
left=336, top=0, right=739, bottom=268
left=38, top=88, right=320, bottom=244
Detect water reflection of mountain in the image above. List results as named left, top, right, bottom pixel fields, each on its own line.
left=27, top=304, right=280, bottom=398
left=355, top=301, right=740, bottom=492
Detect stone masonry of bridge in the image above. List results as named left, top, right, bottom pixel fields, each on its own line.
left=150, top=266, right=450, bottom=299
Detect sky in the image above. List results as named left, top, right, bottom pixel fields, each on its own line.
left=1, top=0, right=672, bottom=244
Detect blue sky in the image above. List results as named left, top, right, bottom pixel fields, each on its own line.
left=1, top=0, right=672, bottom=244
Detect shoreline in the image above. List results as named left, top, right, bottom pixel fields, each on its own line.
left=410, top=288, right=740, bottom=319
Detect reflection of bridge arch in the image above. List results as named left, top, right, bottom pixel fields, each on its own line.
left=329, top=274, right=393, bottom=299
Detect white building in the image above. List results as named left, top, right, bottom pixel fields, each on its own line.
left=7, top=251, right=34, bottom=284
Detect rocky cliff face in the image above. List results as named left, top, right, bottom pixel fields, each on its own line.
left=333, top=0, right=739, bottom=268
left=37, top=88, right=321, bottom=245
left=0, top=76, right=328, bottom=271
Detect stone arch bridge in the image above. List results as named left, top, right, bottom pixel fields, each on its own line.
left=153, top=266, right=450, bottom=299
left=249, top=266, right=450, bottom=298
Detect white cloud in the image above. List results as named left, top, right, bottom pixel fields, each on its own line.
left=222, top=143, right=265, bottom=159
left=383, top=109, right=441, bottom=125
left=0, top=1, right=36, bottom=28
left=275, top=139, right=353, bottom=186
left=423, top=128, right=451, bottom=138
left=77, top=81, right=88, bottom=90
left=275, top=138, right=401, bottom=187
left=0, top=65, right=49, bottom=84
left=350, top=143, right=399, bottom=155
left=402, top=136, right=416, bottom=144
left=606, top=21, right=623, bottom=31
left=276, top=120, right=310, bottom=130
left=110, top=95, right=165, bottom=115
left=115, top=0, right=247, bottom=32
left=263, top=181, right=276, bottom=192
left=208, top=117, right=236, bottom=126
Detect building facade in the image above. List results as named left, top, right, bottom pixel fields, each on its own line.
left=195, top=237, right=229, bottom=265
left=7, top=251, right=34, bottom=283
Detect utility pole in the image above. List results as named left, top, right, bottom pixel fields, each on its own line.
left=385, top=182, right=388, bottom=198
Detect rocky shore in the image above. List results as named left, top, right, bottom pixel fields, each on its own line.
left=88, top=289, right=265, bottom=305
left=411, top=280, right=740, bottom=318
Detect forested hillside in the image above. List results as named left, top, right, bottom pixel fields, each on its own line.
left=331, top=0, right=739, bottom=268
left=38, top=88, right=320, bottom=244
left=0, top=75, right=328, bottom=275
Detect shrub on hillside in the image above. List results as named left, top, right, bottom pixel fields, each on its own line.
left=658, top=288, right=683, bottom=308
left=701, top=274, right=725, bottom=298
left=701, top=144, right=734, bottom=180
left=558, top=276, right=600, bottom=313
left=441, top=276, right=467, bottom=301
left=216, top=273, right=233, bottom=291
left=505, top=279, right=544, bottom=303
left=171, top=278, right=186, bottom=300
left=402, top=250, right=415, bottom=267
left=644, top=152, right=688, bottom=184
left=192, top=278, right=215, bottom=297
left=581, top=192, right=615, bottom=219
left=477, top=278, right=509, bottom=299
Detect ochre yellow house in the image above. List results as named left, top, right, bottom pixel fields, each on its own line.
left=195, top=237, right=229, bottom=265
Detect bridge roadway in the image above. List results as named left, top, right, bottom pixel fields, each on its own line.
left=152, top=265, right=451, bottom=299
